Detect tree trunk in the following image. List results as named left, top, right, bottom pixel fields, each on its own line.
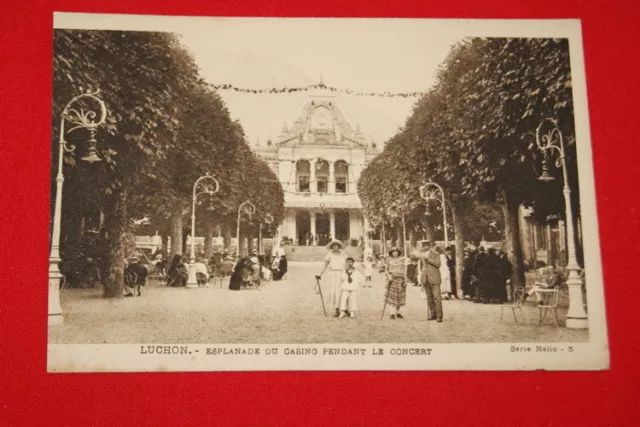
left=409, top=227, right=417, bottom=252
left=450, top=194, right=466, bottom=297
left=501, top=192, right=525, bottom=287
left=389, top=226, right=396, bottom=248
left=223, top=226, right=232, bottom=251
left=395, top=225, right=404, bottom=254
left=170, top=201, right=184, bottom=259
left=161, top=234, right=169, bottom=259
left=204, top=225, right=214, bottom=259
left=103, top=187, right=128, bottom=298
left=182, top=229, right=188, bottom=256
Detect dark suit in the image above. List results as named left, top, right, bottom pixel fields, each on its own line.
left=420, top=249, right=443, bottom=320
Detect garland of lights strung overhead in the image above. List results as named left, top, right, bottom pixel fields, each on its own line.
left=208, top=82, right=425, bottom=98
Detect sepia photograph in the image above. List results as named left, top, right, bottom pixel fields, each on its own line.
left=47, top=13, right=608, bottom=372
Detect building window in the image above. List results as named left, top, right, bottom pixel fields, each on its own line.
left=317, top=177, right=328, bottom=193
left=298, top=176, right=310, bottom=192
left=336, top=177, right=347, bottom=193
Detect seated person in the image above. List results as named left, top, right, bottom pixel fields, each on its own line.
left=248, top=251, right=261, bottom=286
left=166, top=254, right=188, bottom=287
left=261, top=265, right=272, bottom=281
left=193, top=258, right=210, bottom=287
left=124, top=256, right=148, bottom=297
left=523, top=265, right=565, bottom=303
left=229, top=258, right=247, bottom=291
left=220, top=255, right=235, bottom=277
left=154, top=254, right=166, bottom=277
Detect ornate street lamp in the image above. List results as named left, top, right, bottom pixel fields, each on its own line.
left=236, top=201, right=256, bottom=257
left=50, top=90, right=107, bottom=326
left=535, top=118, right=588, bottom=329
left=258, top=213, right=274, bottom=254
left=186, top=174, right=219, bottom=288
left=419, top=180, right=448, bottom=247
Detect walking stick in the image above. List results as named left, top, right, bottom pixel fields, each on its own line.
left=381, top=276, right=390, bottom=319
left=314, top=276, right=327, bottom=317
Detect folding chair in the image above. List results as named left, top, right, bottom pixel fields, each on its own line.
left=500, top=286, right=526, bottom=323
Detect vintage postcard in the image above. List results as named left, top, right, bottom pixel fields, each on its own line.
left=48, top=13, right=608, bottom=371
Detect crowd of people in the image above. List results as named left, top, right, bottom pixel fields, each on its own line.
left=144, top=247, right=289, bottom=291
left=119, top=238, right=567, bottom=318
left=314, top=240, right=521, bottom=322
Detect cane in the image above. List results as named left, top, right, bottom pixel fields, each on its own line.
left=314, top=276, right=327, bottom=317
left=380, top=276, right=390, bottom=319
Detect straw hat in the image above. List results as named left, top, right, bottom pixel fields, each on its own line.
left=388, top=246, right=402, bottom=256
left=326, top=239, right=345, bottom=250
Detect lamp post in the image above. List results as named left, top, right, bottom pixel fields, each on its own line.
left=186, top=174, right=219, bottom=288
left=259, top=213, right=274, bottom=254
left=49, top=90, right=107, bottom=326
left=236, top=201, right=256, bottom=258
left=535, top=118, right=588, bottom=329
left=420, top=180, right=448, bottom=247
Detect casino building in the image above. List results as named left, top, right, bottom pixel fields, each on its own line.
left=253, top=89, right=380, bottom=246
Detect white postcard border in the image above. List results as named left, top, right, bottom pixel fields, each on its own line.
left=48, top=14, right=609, bottom=372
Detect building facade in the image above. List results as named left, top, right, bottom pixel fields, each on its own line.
left=253, top=91, right=379, bottom=246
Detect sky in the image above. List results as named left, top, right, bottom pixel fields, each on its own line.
left=176, top=19, right=464, bottom=145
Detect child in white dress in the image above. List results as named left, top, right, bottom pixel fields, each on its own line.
left=363, top=256, right=374, bottom=287
left=339, top=257, right=365, bottom=318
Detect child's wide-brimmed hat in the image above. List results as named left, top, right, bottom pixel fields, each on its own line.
left=326, top=239, right=345, bottom=250
left=388, top=246, right=402, bottom=256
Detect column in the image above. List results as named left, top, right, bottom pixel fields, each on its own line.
left=328, top=161, right=335, bottom=193
left=310, top=210, right=317, bottom=244
left=329, top=210, right=336, bottom=239
left=310, top=159, right=317, bottom=193
left=290, top=210, right=298, bottom=243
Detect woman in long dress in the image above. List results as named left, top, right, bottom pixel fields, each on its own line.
left=438, top=247, right=453, bottom=299
left=317, top=239, right=347, bottom=317
left=385, top=247, right=407, bottom=319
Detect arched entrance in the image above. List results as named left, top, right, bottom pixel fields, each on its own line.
left=335, top=210, right=350, bottom=242
left=316, top=212, right=330, bottom=245
left=296, top=210, right=310, bottom=245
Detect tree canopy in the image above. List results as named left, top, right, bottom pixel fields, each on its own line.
left=359, top=37, right=579, bottom=286
left=52, top=29, right=284, bottom=296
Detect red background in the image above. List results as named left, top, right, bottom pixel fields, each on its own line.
left=1, top=1, right=638, bottom=425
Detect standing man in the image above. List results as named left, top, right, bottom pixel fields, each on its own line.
left=316, top=239, right=347, bottom=317
left=417, top=241, right=443, bottom=322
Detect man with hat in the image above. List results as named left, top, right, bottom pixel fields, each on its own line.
left=124, top=256, right=148, bottom=297
left=316, top=239, right=347, bottom=317
left=416, top=240, right=443, bottom=322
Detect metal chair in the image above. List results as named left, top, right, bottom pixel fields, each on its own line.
left=536, top=288, right=560, bottom=327
left=500, top=286, right=526, bottom=323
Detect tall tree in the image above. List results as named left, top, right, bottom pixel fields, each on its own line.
left=53, top=29, right=200, bottom=297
